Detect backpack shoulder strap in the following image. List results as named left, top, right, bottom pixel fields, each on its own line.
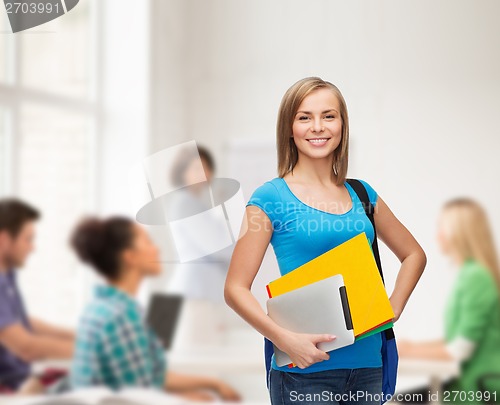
left=346, top=178, right=384, bottom=285
left=347, top=178, right=395, bottom=341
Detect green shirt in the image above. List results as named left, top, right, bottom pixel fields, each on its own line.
left=443, top=257, right=500, bottom=402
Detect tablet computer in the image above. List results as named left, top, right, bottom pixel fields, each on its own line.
left=266, top=274, right=354, bottom=367
left=146, top=293, right=184, bottom=350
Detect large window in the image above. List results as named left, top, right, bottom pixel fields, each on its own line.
left=0, top=1, right=100, bottom=326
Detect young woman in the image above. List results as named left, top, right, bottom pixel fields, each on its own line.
left=224, top=76, right=427, bottom=405
left=69, top=216, right=241, bottom=402
left=397, top=198, right=500, bottom=404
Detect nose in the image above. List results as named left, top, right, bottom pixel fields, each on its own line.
left=311, top=117, right=324, bottom=133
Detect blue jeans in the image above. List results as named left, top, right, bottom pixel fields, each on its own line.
left=269, top=367, right=383, bottom=405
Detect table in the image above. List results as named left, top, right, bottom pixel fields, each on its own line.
left=167, top=345, right=264, bottom=374
left=396, top=358, right=460, bottom=404
left=30, top=352, right=460, bottom=404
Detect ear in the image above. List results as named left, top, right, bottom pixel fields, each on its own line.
left=0, top=231, right=11, bottom=254
left=120, top=247, right=136, bottom=267
left=0, top=230, right=9, bottom=245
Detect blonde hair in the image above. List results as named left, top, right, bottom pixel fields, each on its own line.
left=276, top=77, right=349, bottom=186
left=441, top=197, right=500, bottom=291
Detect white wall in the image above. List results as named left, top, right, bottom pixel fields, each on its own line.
left=149, top=0, right=500, bottom=341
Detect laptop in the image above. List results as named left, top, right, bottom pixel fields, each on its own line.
left=146, top=293, right=184, bottom=350
left=266, top=274, right=355, bottom=367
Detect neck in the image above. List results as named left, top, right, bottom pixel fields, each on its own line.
left=450, top=252, right=466, bottom=268
left=291, top=153, right=337, bottom=185
left=190, top=182, right=206, bottom=197
left=0, top=257, right=9, bottom=273
left=110, top=268, right=143, bottom=297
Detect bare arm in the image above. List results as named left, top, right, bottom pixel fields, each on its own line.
left=410, top=341, right=452, bottom=360
left=165, top=371, right=220, bottom=392
left=397, top=339, right=453, bottom=361
left=224, top=206, right=335, bottom=369
left=224, top=206, right=285, bottom=343
left=29, top=318, right=75, bottom=341
left=0, top=323, right=74, bottom=362
left=374, top=196, right=427, bottom=322
left=165, top=371, right=241, bottom=401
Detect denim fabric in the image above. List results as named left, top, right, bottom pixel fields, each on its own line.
left=269, top=367, right=384, bottom=405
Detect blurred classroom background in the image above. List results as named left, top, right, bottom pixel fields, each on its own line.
left=1, top=0, right=500, bottom=403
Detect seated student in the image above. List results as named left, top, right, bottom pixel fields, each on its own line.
left=397, top=198, right=500, bottom=404
left=0, top=198, right=74, bottom=393
left=69, top=216, right=241, bottom=402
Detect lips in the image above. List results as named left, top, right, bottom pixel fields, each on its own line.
left=307, top=138, right=331, bottom=145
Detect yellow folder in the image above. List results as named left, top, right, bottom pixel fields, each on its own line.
left=266, top=232, right=394, bottom=338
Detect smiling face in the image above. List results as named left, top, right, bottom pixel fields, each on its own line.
left=291, top=88, right=343, bottom=161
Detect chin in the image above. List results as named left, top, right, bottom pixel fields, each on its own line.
left=305, top=150, right=336, bottom=159
left=13, top=261, right=25, bottom=269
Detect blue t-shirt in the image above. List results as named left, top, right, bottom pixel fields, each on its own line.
left=246, top=177, right=383, bottom=373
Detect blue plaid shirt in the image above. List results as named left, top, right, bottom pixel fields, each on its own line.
left=70, top=284, right=166, bottom=390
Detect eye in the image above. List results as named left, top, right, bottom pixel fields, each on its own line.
left=298, top=116, right=309, bottom=121
left=325, top=115, right=335, bottom=119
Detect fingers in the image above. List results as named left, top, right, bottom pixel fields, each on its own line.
left=317, top=348, right=330, bottom=361
left=311, top=333, right=336, bottom=344
left=288, top=333, right=337, bottom=369
left=293, top=348, right=330, bottom=369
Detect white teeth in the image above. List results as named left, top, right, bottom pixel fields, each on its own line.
left=308, top=138, right=328, bottom=143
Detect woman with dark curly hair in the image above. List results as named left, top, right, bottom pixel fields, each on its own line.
left=69, top=216, right=241, bottom=402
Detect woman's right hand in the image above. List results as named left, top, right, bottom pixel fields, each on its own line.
left=275, top=331, right=336, bottom=369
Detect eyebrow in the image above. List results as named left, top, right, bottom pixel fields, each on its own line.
left=296, top=109, right=338, bottom=115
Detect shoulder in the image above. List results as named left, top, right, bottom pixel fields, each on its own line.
left=246, top=178, right=282, bottom=209
left=348, top=178, right=378, bottom=207
left=460, top=260, right=498, bottom=294
left=245, top=178, right=283, bottom=224
left=246, top=178, right=282, bottom=203
left=79, top=297, right=138, bottom=334
left=455, top=259, right=499, bottom=307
